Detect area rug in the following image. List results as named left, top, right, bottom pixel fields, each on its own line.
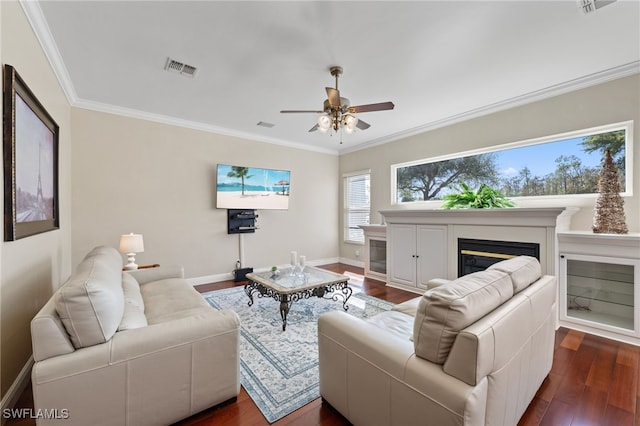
left=202, top=280, right=394, bottom=423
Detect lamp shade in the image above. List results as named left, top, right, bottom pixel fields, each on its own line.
left=119, top=233, right=144, bottom=254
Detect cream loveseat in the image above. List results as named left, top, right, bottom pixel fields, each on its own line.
left=30, top=246, right=240, bottom=425
left=318, top=256, right=555, bottom=426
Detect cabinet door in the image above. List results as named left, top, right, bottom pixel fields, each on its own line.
left=388, top=224, right=417, bottom=287
left=416, top=225, right=447, bottom=289
left=560, top=253, right=640, bottom=337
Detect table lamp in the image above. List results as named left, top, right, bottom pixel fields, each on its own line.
left=119, top=233, right=144, bottom=270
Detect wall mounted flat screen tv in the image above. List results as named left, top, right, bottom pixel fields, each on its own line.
left=216, top=164, right=290, bottom=210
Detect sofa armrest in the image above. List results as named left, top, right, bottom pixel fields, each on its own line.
left=33, top=309, right=240, bottom=382
left=319, top=310, right=414, bottom=376
left=125, top=265, right=184, bottom=284
left=318, top=310, right=414, bottom=419
left=319, top=311, right=485, bottom=426
left=113, top=309, right=241, bottom=418
left=32, top=309, right=241, bottom=425
left=110, top=309, right=239, bottom=361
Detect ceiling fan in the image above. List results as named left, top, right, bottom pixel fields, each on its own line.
left=280, top=66, right=395, bottom=134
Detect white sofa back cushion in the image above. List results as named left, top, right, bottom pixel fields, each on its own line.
left=487, top=255, right=542, bottom=293
left=55, top=246, right=125, bottom=348
left=413, top=269, right=513, bottom=364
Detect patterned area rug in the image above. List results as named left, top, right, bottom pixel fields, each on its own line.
left=202, top=279, right=394, bottom=423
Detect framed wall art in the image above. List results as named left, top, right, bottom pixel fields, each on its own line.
left=3, top=64, right=59, bottom=241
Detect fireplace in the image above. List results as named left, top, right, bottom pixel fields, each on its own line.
left=458, top=238, right=540, bottom=277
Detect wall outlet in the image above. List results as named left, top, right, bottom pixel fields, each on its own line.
left=355, top=250, right=360, bottom=257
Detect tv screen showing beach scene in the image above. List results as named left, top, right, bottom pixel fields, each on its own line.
left=216, top=164, right=290, bottom=210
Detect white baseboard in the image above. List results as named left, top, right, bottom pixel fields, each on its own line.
left=1, top=356, right=33, bottom=425
left=186, top=257, right=344, bottom=286
left=339, top=257, right=364, bottom=268
left=186, top=272, right=234, bottom=286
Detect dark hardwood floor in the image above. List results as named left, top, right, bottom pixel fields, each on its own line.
left=6, top=264, right=640, bottom=425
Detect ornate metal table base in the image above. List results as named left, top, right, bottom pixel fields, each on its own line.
left=244, top=280, right=353, bottom=331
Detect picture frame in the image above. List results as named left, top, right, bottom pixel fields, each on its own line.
left=3, top=65, right=59, bottom=241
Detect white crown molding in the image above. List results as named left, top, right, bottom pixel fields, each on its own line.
left=22, top=0, right=638, bottom=158
left=72, top=98, right=340, bottom=156
left=19, top=0, right=339, bottom=156
left=19, top=0, right=78, bottom=104
left=339, top=61, right=640, bottom=155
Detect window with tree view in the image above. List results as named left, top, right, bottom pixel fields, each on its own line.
left=394, top=123, right=631, bottom=204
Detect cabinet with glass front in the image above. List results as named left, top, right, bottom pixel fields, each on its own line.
left=558, top=232, right=640, bottom=342
left=360, top=225, right=387, bottom=282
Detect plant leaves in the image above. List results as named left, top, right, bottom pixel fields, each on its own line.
left=441, top=181, right=515, bottom=209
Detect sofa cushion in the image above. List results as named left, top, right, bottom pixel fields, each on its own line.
left=141, top=278, right=211, bottom=324
left=55, top=246, right=125, bottom=348
left=118, top=273, right=148, bottom=330
left=391, top=297, right=421, bottom=317
left=488, top=255, right=541, bottom=293
left=413, top=269, right=513, bottom=364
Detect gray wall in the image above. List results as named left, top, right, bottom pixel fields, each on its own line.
left=1, top=1, right=73, bottom=400
left=339, top=74, right=640, bottom=262
left=71, top=108, right=339, bottom=280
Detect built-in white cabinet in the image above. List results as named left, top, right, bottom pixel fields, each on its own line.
left=558, top=232, right=640, bottom=344
left=360, top=225, right=387, bottom=282
left=379, top=208, right=570, bottom=295
left=388, top=224, right=447, bottom=293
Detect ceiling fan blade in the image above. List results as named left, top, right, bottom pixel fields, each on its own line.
left=348, top=101, right=395, bottom=113
left=308, top=123, right=319, bottom=132
left=326, top=87, right=341, bottom=108
left=281, top=109, right=324, bottom=114
left=356, top=119, right=371, bottom=130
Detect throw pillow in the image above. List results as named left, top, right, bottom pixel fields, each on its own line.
left=118, top=273, right=148, bottom=330
left=55, top=246, right=125, bottom=348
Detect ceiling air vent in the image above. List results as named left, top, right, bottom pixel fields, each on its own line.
left=164, top=57, right=198, bottom=78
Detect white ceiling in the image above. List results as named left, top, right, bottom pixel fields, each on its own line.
left=24, top=0, right=640, bottom=155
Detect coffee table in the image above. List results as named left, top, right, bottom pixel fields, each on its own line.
left=244, top=266, right=352, bottom=331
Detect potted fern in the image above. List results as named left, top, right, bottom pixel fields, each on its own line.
left=441, top=182, right=515, bottom=209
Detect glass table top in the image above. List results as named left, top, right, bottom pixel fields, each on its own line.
left=246, top=266, right=349, bottom=294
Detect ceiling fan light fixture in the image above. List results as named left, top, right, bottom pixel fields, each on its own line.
left=344, top=114, right=358, bottom=133
left=317, top=114, right=331, bottom=132
left=281, top=66, right=394, bottom=140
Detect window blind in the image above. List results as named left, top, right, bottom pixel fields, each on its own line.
left=344, top=172, right=370, bottom=244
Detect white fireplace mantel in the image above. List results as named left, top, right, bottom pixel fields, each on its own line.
left=380, top=207, right=575, bottom=229
left=379, top=207, right=577, bottom=281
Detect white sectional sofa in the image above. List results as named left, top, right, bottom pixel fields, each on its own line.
left=318, top=256, right=556, bottom=426
left=30, top=246, right=240, bottom=425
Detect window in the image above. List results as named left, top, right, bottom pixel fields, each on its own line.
left=392, top=121, right=632, bottom=205
left=344, top=171, right=370, bottom=244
